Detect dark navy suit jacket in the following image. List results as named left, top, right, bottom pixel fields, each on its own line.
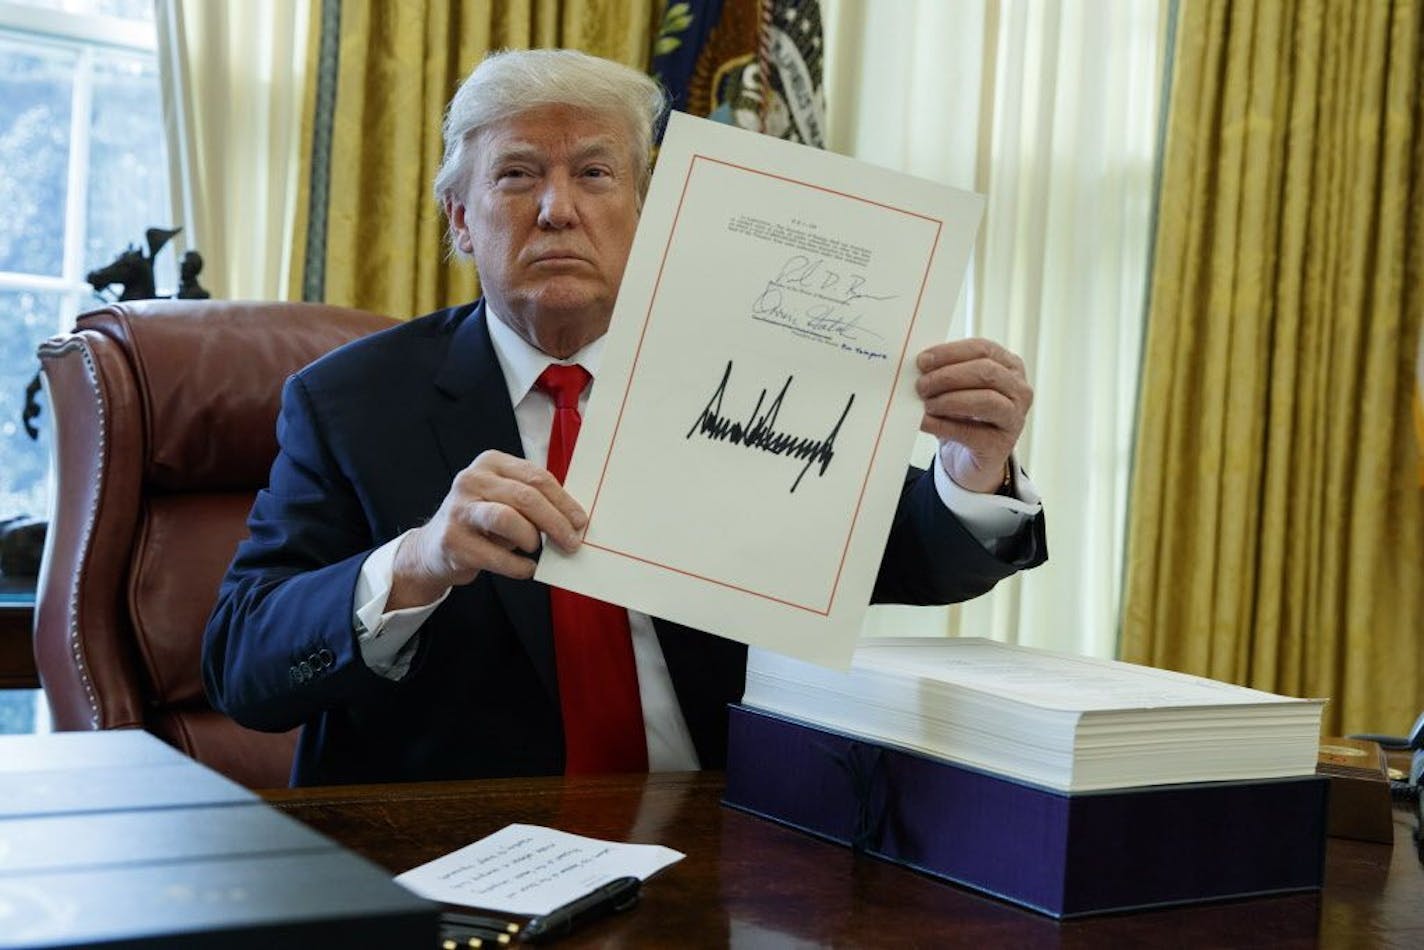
left=202, top=301, right=1047, bottom=786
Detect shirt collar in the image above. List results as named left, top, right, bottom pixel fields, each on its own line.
left=484, top=302, right=606, bottom=406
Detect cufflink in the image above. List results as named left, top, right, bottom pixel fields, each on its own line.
left=995, top=461, right=1017, bottom=498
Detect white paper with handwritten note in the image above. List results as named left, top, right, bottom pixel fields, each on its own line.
left=535, top=111, right=983, bottom=668
left=393, top=824, right=683, bottom=916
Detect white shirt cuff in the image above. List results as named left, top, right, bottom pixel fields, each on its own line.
left=931, top=453, right=1042, bottom=553
left=354, top=529, right=450, bottom=680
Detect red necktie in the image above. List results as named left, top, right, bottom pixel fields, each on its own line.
left=535, top=364, right=648, bottom=774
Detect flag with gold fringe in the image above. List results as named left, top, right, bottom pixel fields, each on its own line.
left=650, top=0, right=825, bottom=147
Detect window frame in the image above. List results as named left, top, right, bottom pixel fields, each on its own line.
left=0, top=0, right=168, bottom=529
left=0, top=1, right=162, bottom=316
left=0, top=2, right=158, bottom=731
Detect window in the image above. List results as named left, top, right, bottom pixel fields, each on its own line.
left=0, top=0, right=168, bottom=735
left=0, top=0, right=170, bottom=524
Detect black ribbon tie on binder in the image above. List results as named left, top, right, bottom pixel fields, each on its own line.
left=826, top=740, right=887, bottom=853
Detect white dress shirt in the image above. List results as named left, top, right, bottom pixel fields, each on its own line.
left=353, top=306, right=1042, bottom=771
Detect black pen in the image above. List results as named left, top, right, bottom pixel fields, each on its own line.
left=442, top=910, right=521, bottom=935
left=519, top=876, right=642, bottom=944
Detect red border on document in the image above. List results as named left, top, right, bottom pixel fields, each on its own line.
left=583, top=153, right=943, bottom=616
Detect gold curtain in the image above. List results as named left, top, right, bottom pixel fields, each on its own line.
left=1123, top=0, right=1424, bottom=734
left=290, top=0, right=658, bottom=317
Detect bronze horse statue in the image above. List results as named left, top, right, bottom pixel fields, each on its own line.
left=26, top=226, right=196, bottom=439
left=85, top=226, right=182, bottom=301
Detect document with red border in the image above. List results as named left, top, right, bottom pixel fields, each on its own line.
left=535, top=112, right=983, bottom=668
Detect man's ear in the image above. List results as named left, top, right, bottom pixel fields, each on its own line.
left=444, top=197, right=475, bottom=255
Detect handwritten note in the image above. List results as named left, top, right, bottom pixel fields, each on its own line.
left=536, top=111, right=983, bottom=669
left=393, top=824, right=683, bottom=916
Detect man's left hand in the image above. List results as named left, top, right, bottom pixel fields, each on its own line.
left=915, top=338, right=1034, bottom=494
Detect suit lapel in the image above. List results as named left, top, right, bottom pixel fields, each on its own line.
left=430, top=301, right=558, bottom=705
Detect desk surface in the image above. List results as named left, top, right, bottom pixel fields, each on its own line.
left=266, top=771, right=1424, bottom=948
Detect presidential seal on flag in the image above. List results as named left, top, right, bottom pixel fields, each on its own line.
left=650, top=0, right=825, bottom=148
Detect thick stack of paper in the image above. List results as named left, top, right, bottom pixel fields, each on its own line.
left=743, top=637, right=1325, bottom=792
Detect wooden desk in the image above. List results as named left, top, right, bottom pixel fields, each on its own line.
left=267, top=772, right=1424, bottom=948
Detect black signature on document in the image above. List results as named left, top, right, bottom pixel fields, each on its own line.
left=686, top=360, right=855, bottom=493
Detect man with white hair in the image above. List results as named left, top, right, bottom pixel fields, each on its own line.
left=203, top=49, right=1045, bottom=786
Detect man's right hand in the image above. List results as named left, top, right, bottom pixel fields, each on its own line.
left=388, top=450, right=586, bottom=610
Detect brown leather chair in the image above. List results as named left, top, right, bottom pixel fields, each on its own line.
left=35, top=300, right=398, bottom=787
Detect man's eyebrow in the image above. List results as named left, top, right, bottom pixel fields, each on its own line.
left=485, top=138, right=627, bottom=167
left=485, top=143, right=544, bottom=166
left=569, top=138, right=626, bottom=164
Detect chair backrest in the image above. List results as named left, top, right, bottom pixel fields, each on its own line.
left=35, top=299, right=398, bottom=787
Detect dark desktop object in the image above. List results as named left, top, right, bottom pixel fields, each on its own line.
left=0, top=731, right=436, bottom=948
left=0, top=516, right=43, bottom=578
left=1316, top=737, right=1394, bottom=844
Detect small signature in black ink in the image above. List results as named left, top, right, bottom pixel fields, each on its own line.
left=749, top=254, right=896, bottom=349
left=772, top=255, right=894, bottom=306
left=686, top=360, right=855, bottom=493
